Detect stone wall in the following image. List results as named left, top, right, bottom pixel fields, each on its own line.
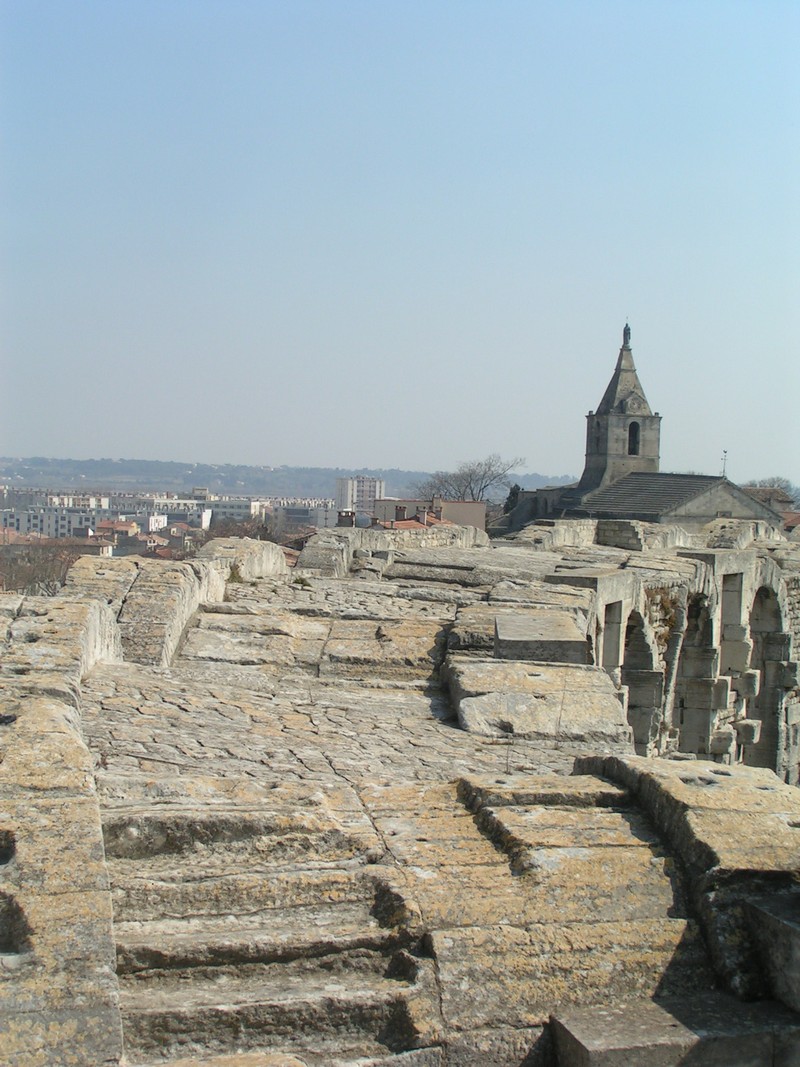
left=296, top=524, right=489, bottom=578
left=595, top=518, right=696, bottom=552
left=505, top=519, right=598, bottom=551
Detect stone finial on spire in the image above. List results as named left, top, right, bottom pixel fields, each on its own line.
left=623, top=323, right=631, bottom=347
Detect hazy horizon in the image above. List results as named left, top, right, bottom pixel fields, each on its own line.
left=2, top=2, right=798, bottom=483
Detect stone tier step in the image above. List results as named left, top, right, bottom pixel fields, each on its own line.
left=550, top=992, right=800, bottom=1066
left=133, top=1045, right=444, bottom=1066
left=115, top=903, right=407, bottom=974
left=431, top=918, right=715, bottom=1033
left=119, top=960, right=426, bottom=1065
left=108, top=864, right=390, bottom=923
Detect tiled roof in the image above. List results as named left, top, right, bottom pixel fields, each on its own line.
left=573, top=473, right=724, bottom=519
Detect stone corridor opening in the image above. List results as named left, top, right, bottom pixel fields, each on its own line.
left=745, top=586, right=785, bottom=773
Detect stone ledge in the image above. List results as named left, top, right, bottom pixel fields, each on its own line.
left=551, top=992, right=800, bottom=1067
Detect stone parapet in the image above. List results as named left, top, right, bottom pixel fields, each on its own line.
left=0, top=595, right=123, bottom=1066
left=0, top=594, right=121, bottom=708
left=507, top=519, right=598, bottom=551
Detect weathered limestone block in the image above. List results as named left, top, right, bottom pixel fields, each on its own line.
left=487, top=578, right=594, bottom=610
left=748, top=894, right=800, bottom=1015
left=116, top=559, right=222, bottom=666
left=457, top=773, right=630, bottom=812
left=494, top=610, right=590, bottom=663
left=295, top=536, right=351, bottom=577
left=182, top=608, right=331, bottom=670
left=197, top=536, right=289, bottom=582
left=320, top=619, right=448, bottom=681
left=431, top=919, right=709, bottom=1031
left=63, top=556, right=140, bottom=616
left=449, top=602, right=589, bottom=654
left=0, top=597, right=120, bottom=706
left=385, top=546, right=550, bottom=589
left=447, top=604, right=500, bottom=652
left=734, top=717, right=762, bottom=744
left=444, top=656, right=633, bottom=747
left=0, top=697, right=93, bottom=792
left=507, top=519, right=598, bottom=550
left=551, top=992, right=800, bottom=1067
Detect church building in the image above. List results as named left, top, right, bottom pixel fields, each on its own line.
left=512, top=326, right=783, bottom=528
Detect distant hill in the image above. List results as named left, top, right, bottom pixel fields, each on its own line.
left=0, top=457, right=575, bottom=499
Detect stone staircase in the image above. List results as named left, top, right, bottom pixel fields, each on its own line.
left=352, top=775, right=719, bottom=1064
left=103, top=807, right=437, bottom=1066
left=433, top=774, right=717, bottom=1061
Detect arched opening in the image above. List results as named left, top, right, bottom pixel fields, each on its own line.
left=601, top=601, right=623, bottom=673
left=744, top=586, right=786, bottom=773
left=674, top=594, right=718, bottom=756
left=627, top=422, right=640, bottom=456
left=719, top=573, right=746, bottom=674
left=621, top=610, right=662, bottom=755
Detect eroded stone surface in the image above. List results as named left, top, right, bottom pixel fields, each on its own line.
left=2, top=526, right=800, bottom=1065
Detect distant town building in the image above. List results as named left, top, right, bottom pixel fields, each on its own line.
left=335, top=477, right=386, bottom=517
left=1, top=506, right=96, bottom=539
left=372, top=498, right=486, bottom=531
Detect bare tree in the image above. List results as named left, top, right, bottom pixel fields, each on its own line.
left=414, top=454, right=525, bottom=502
left=0, top=542, right=80, bottom=595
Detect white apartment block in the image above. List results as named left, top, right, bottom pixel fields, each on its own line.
left=335, top=477, right=386, bottom=516
left=1, top=507, right=95, bottom=539
left=209, top=499, right=271, bottom=522
left=46, top=494, right=110, bottom=509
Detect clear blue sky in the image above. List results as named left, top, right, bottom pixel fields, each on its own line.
left=2, top=1, right=798, bottom=483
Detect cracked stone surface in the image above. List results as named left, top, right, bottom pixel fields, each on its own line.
left=75, top=554, right=696, bottom=1066
left=4, top=527, right=800, bottom=1066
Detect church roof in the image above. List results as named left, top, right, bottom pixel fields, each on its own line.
left=576, top=472, right=725, bottom=520
left=595, top=325, right=654, bottom=417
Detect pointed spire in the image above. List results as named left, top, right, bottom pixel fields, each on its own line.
left=595, top=326, right=653, bottom=416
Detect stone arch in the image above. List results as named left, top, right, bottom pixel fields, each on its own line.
left=621, top=609, right=663, bottom=755
left=628, top=422, right=640, bottom=456
left=600, top=601, right=623, bottom=674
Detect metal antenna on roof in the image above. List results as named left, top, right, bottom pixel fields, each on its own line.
left=721, top=451, right=728, bottom=477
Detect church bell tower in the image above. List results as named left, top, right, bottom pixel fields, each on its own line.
left=577, top=325, right=661, bottom=492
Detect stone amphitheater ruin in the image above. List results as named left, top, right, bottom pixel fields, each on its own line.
left=3, top=330, right=800, bottom=1066
left=2, top=513, right=800, bottom=1067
